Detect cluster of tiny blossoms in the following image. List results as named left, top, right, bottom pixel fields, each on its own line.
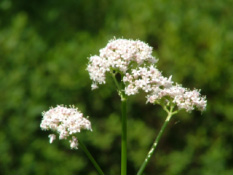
left=123, top=65, right=173, bottom=95
left=87, top=38, right=157, bottom=89
left=146, top=85, right=207, bottom=112
left=87, top=38, right=207, bottom=112
left=123, top=65, right=207, bottom=112
left=40, top=105, right=92, bottom=149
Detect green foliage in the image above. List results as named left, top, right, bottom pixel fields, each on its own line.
left=0, top=0, right=233, bottom=174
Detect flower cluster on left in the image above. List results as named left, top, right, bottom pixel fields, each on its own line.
left=40, top=105, right=92, bottom=149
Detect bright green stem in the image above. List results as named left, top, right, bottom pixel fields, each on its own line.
left=79, top=140, right=104, bottom=175
left=121, top=98, right=127, bottom=175
left=137, top=108, right=176, bottom=175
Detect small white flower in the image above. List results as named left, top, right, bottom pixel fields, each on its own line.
left=41, top=105, right=92, bottom=149
left=91, top=83, right=98, bottom=90
left=48, top=134, right=56, bottom=143
left=69, top=136, right=78, bottom=149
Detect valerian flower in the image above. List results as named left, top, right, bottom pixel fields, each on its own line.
left=40, top=105, right=92, bottom=149
left=123, top=65, right=207, bottom=112
left=87, top=38, right=207, bottom=112
left=87, top=38, right=157, bottom=89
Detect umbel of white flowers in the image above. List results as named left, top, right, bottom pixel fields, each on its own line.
left=40, top=105, right=92, bottom=149
left=87, top=38, right=207, bottom=112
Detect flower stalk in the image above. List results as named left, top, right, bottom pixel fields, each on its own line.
left=137, top=106, right=177, bottom=175
left=121, top=96, right=127, bottom=175
left=79, top=140, right=105, bottom=175
left=111, top=72, right=128, bottom=175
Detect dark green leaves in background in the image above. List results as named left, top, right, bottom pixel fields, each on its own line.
left=0, top=0, right=233, bottom=174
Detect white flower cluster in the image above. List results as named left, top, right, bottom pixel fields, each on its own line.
left=87, top=38, right=157, bottom=89
left=123, top=65, right=173, bottom=95
left=87, top=38, right=207, bottom=112
left=40, top=105, right=92, bottom=149
left=123, top=65, right=207, bottom=112
left=146, top=85, right=207, bottom=112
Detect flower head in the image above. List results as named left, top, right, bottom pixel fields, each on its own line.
left=40, top=105, right=92, bottom=149
left=87, top=38, right=207, bottom=112
left=87, top=38, right=157, bottom=89
left=123, top=65, right=207, bottom=112
left=123, top=65, right=173, bottom=95
left=146, top=84, right=207, bottom=112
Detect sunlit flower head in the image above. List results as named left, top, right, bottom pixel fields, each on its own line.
left=40, top=105, right=92, bottom=149
left=146, top=84, right=207, bottom=112
left=87, top=38, right=157, bottom=89
left=87, top=38, right=207, bottom=112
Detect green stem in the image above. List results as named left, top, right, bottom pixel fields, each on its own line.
left=111, top=72, right=121, bottom=91
left=137, top=107, right=176, bottom=175
left=121, top=97, right=127, bottom=175
left=111, top=71, right=128, bottom=175
left=79, top=140, right=104, bottom=175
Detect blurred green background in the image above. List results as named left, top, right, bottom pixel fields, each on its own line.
left=0, top=0, right=233, bottom=174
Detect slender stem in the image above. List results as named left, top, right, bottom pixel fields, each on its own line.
left=111, top=71, right=128, bottom=175
left=137, top=108, right=176, bottom=175
left=121, top=97, right=127, bottom=175
left=79, top=140, right=104, bottom=175
left=111, top=72, right=121, bottom=91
